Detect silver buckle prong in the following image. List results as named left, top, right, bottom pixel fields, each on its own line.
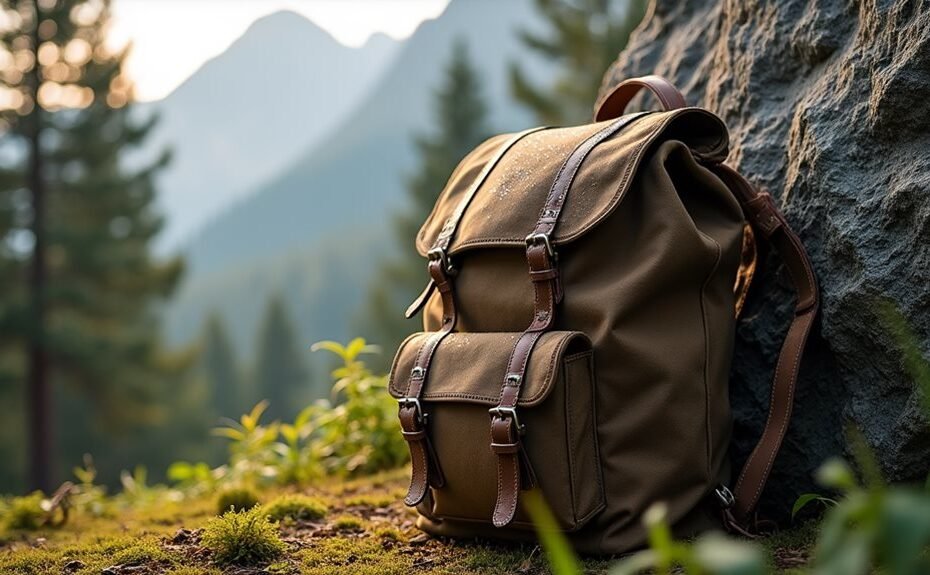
left=489, top=406, right=525, bottom=435
left=524, top=233, right=555, bottom=258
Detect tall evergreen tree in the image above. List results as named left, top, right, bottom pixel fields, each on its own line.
left=201, top=313, right=241, bottom=420
left=510, top=0, right=648, bottom=125
left=362, top=39, right=490, bottom=360
left=252, top=294, right=309, bottom=421
left=0, top=0, right=183, bottom=490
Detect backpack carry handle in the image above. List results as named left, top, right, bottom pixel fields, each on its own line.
left=594, top=75, right=687, bottom=121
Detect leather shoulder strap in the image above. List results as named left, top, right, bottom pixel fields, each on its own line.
left=595, top=75, right=687, bottom=121
left=711, top=164, right=819, bottom=525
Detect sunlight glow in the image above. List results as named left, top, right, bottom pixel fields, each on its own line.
left=109, top=0, right=450, bottom=102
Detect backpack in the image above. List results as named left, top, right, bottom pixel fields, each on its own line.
left=388, top=75, right=818, bottom=554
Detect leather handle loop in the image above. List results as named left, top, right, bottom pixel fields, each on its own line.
left=594, top=75, right=687, bottom=121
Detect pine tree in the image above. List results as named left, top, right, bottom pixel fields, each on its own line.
left=362, top=39, right=490, bottom=361
left=252, top=295, right=309, bottom=421
left=0, top=0, right=183, bottom=490
left=510, top=0, right=648, bottom=125
left=201, top=313, right=241, bottom=420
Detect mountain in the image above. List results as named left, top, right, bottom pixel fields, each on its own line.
left=140, top=11, right=400, bottom=249
left=163, top=0, right=550, bottom=366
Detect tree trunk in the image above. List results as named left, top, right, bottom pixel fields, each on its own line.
left=601, top=0, right=930, bottom=518
left=26, top=1, right=51, bottom=493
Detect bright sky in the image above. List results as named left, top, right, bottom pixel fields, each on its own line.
left=108, top=0, right=450, bottom=102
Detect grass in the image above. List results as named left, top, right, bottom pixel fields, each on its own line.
left=0, top=468, right=816, bottom=574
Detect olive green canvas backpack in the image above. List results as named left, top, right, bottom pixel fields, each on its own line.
left=388, top=75, right=818, bottom=554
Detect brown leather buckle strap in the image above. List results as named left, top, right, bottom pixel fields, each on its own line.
left=399, top=128, right=544, bottom=507
left=710, top=164, right=819, bottom=526
left=489, top=113, right=649, bottom=527
left=594, top=75, right=687, bottom=121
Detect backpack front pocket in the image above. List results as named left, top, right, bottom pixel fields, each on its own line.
left=389, top=331, right=604, bottom=531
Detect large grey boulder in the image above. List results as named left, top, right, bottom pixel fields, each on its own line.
left=601, top=0, right=930, bottom=518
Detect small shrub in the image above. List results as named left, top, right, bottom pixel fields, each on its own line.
left=263, top=494, right=327, bottom=522
left=332, top=514, right=363, bottom=531
left=202, top=506, right=287, bottom=567
left=3, top=491, right=46, bottom=531
left=216, top=486, right=260, bottom=515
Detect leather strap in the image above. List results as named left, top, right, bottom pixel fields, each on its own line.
left=710, top=164, right=819, bottom=527
left=399, top=128, right=544, bottom=507
left=490, top=113, right=648, bottom=527
left=594, top=75, right=687, bottom=121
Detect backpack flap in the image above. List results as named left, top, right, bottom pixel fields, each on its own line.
left=415, top=108, right=728, bottom=258
left=389, top=331, right=604, bottom=531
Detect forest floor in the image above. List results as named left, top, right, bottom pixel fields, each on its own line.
left=0, top=468, right=815, bottom=575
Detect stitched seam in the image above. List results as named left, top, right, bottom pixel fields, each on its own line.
left=697, top=230, right=722, bottom=478
left=564, top=358, right=577, bottom=524
left=748, top=318, right=809, bottom=510
left=391, top=333, right=423, bottom=396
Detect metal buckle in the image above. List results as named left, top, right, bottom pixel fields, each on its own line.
left=489, top=406, right=525, bottom=435
left=715, top=484, right=735, bottom=509
left=525, top=233, right=555, bottom=258
left=398, top=397, right=427, bottom=425
left=427, top=247, right=455, bottom=275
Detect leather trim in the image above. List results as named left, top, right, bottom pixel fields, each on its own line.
left=594, top=74, right=687, bottom=121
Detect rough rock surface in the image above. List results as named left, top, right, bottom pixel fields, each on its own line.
left=601, top=0, right=930, bottom=518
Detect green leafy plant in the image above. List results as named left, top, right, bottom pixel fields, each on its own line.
left=272, top=406, right=320, bottom=484
left=809, top=455, right=930, bottom=575
left=202, top=505, right=287, bottom=567
left=2, top=491, right=46, bottom=531
left=262, top=494, right=328, bottom=522
left=611, top=503, right=767, bottom=575
left=212, top=400, right=280, bottom=485
left=71, top=455, right=109, bottom=517
left=305, top=338, right=408, bottom=476
left=167, top=461, right=223, bottom=496
left=216, top=486, right=261, bottom=515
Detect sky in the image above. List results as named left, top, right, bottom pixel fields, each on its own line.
left=108, top=0, right=450, bottom=102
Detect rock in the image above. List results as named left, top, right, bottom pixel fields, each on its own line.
left=601, top=0, right=930, bottom=519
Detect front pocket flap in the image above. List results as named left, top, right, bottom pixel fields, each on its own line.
left=389, top=331, right=590, bottom=407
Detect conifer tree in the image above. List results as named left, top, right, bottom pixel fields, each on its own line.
left=363, top=39, right=490, bottom=360
left=253, top=295, right=309, bottom=421
left=510, top=0, right=648, bottom=125
left=201, top=313, right=241, bottom=419
left=0, top=0, right=183, bottom=490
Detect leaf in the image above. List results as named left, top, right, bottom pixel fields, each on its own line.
left=876, top=490, right=930, bottom=575
left=522, top=489, right=583, bottom=575
left=609, top=550, right=659, bottom=575
left=311, top=340, right=345, bottom=358
left=793, top=493, right=826, bottom=519
left=212, top=428, right=245, bottom=441
left=817, top=458, right=859, bottom=492
left=693, top=533, right=767, bottom=575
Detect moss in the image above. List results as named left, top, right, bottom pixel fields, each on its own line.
left=164, top=568, right=222, bottom=575
left=374, top=526, right=405, bottom=542
left=331, top=514, right=363, bottom=531
left=297, top=538, right=410, bottom=575
left=263, top=494, right=328, bottom=522
left=343, top=493, right=396, bottom=508
left=3, top=492, right=46, bottom=531
left=0, top=535, right=175, bottom=575
left=215, top=486, right=260, bottom=515
left=202, top=506, right=287, bottom=567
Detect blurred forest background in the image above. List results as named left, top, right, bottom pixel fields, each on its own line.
left=0, top=0, right=646, bottom=495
